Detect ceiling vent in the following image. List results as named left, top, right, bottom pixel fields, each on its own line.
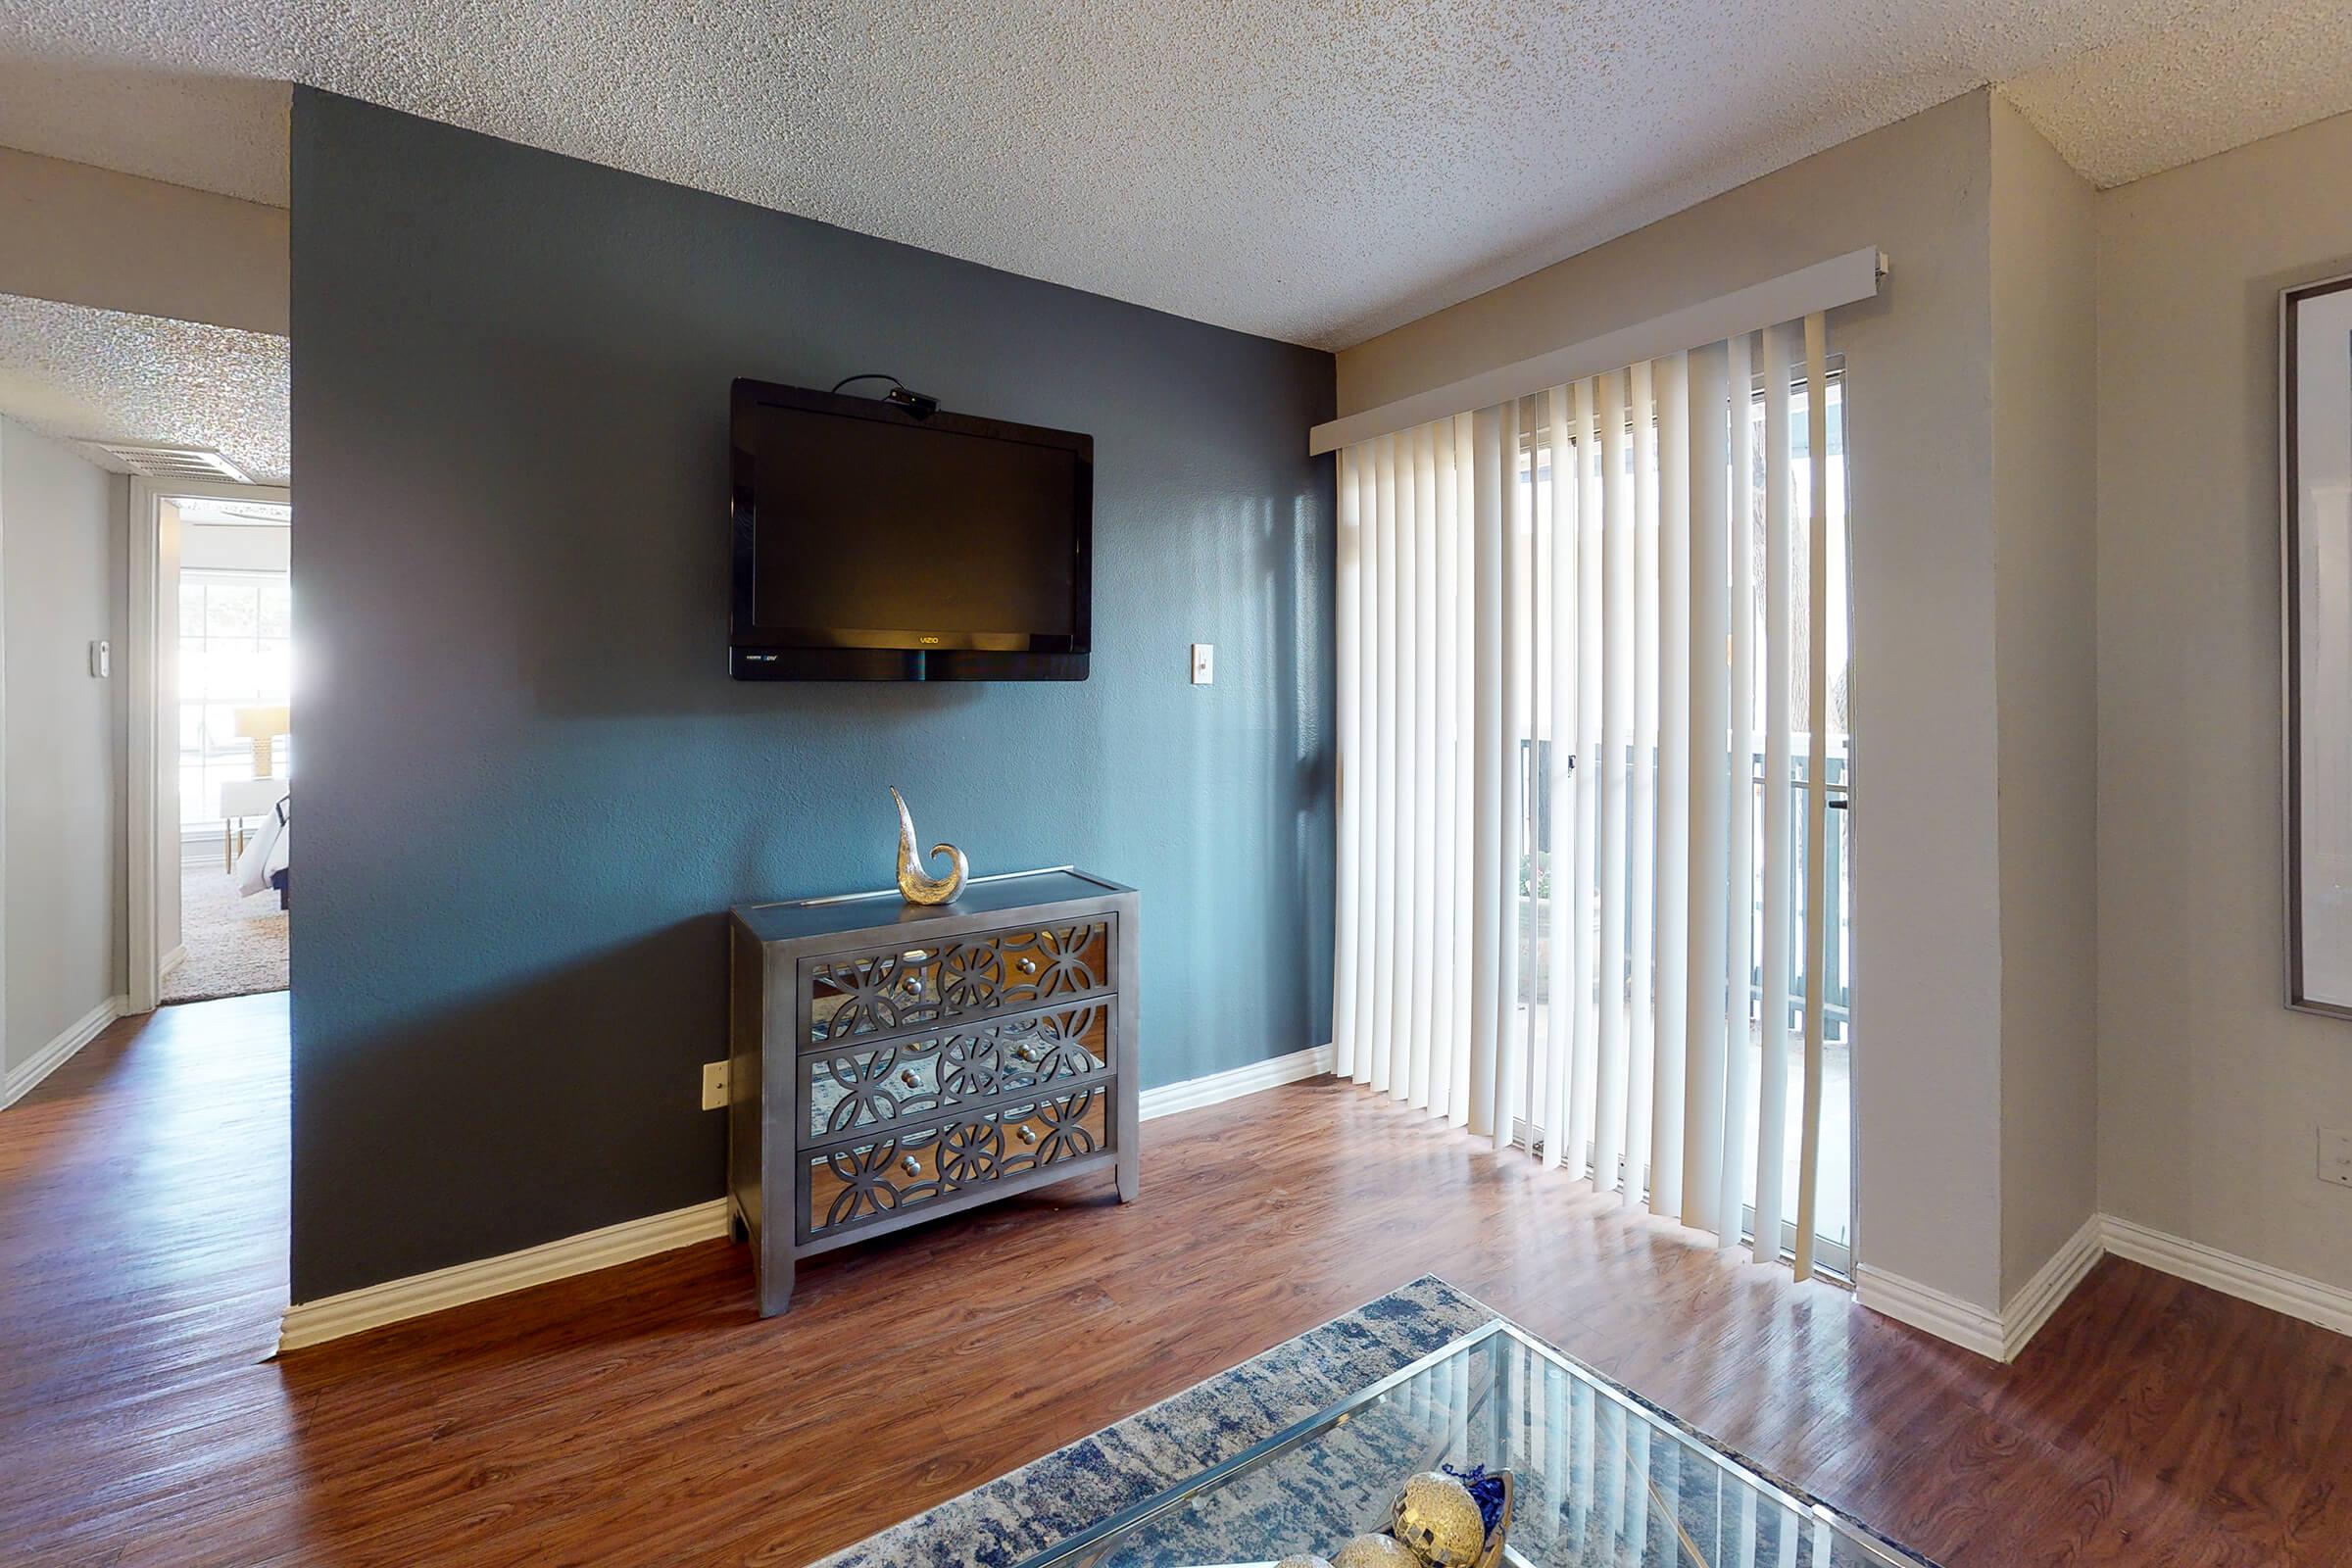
left=81, top=443, right=253, bottom=484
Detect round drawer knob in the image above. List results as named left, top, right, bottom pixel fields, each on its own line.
left=905, top=977, right=925, bottom=996
left=901, top=1154, right=921, bottom=1176
left=1017, top=1046, right=1037, bottom=1062
left=1017, top=957, right=1039, bottom=975
left=1017, top=1125, right=1038, bottom=1145
left=900, top=1068, right=920, bottom=1088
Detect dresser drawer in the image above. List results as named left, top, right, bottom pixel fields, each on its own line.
left=803, top=1002, right=1112, bottom=1140
left=804, top=919, right=1112, bottom=1046
left=802, top=1085, right=1112, bottom=1241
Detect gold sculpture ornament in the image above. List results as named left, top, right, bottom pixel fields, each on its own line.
left=1330, top=1536, right=1419, bottom=1568
left=890, top=786, right=968, bottom=906
left=1390, top=1472, right=1488, bottom=1566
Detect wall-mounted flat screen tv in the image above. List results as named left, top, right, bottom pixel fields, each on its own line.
left=729, top=379, right=1092, bottom=680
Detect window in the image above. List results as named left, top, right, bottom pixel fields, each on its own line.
left=1740, top=368, right=1853, bottom=1269
left=179, top=570, right=292, bottom=832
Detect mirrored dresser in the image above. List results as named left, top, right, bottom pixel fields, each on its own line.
left=727, top=868, right=1140, bottom=1315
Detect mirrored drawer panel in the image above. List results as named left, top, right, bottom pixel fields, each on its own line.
left=805, top=921, right=1111, bottom=1046
left=803, top=1004, right=1112, bottom=1140
left=804, top=1086, right=1111, bottom=1239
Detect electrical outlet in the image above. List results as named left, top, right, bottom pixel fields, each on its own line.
left=702, top=1060, right=731, bottom=1111
left=2321, top=1128, right=2352, bottom=1190
left=1190, top=643, right=1214, bottom=685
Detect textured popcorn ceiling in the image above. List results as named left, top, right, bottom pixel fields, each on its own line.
left=0, top=1, right=2347, bottom=348
left=0, top=295, right=289, bottom=483
left=2002, top=0, right=2352, bottom=187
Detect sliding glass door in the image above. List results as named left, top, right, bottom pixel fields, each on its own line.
left=1504, top=362, right=1855, bottom=1274
left=1333, top=316, right=1855, bottom=1280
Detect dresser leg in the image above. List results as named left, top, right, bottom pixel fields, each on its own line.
left=758, top=1252, right=796, bottom=1318
left=1116, top=1147, right=1139, bottom=1203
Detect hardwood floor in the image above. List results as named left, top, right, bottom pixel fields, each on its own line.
left=4, top=998, right=2346, bottom=1566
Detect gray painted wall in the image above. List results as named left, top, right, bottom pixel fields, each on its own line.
left=2, top=416, right=126, bottom=1071
left=288, top=89, right=1335, bottom=1301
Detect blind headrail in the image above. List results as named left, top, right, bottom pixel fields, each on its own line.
left=1309, top=246, right=1886, bottom=456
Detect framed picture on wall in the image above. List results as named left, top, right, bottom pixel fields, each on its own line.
left=2283, top=270, right=2352, bottom=1016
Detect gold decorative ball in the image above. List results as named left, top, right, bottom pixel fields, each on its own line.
left=1391, top=1471, right=1487, bottom=1566
left=1272, top=1557, right=1337, bottom=1568
left=1331, top=1534, right=1420, bottom=1568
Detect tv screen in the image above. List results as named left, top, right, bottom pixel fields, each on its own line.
left=729, top=380, right=1092, bottom=680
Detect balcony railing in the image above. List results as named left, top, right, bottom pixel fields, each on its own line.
left=1514, top=741, right=1851, bottom=1040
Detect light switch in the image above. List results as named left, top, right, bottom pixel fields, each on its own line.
left=1190, top=643, right=1214, bottom=685
left=2322, top=1127, right=2352, bottom=1190
left=89, top=640, right=110, bottom=679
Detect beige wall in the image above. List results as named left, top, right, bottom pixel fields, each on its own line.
left=1, top=417, right=127, bottom=1071
left=0, top=146, right=287, bottom=335
left=2098, top=109, right=2352, bottom=1293
left=1340, top=91, right=2012, bottom=1311
left=1342, top=86, right=2352, bottom=1313
left=1988, top=98, right=2100, bottom=1300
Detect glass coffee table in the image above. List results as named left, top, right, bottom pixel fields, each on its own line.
left=1015, top=1321, right=1931, bottom=1568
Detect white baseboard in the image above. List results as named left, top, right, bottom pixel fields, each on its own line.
left=2, top=995, right=124, bottom=1110
left=1855, top=1263, right=2007, bottom=1360
left=277, top=1198, right=733, bottom=1352
left=2101, top=1213, right=2352, bottom=1339
left=1140, top=1043, right=1333, bottom=1121
left=1998, top=1212, right=2106, bottom=1361
left=276, top=1048, right=1336, bottom=1351
left=1862, top=1212, right=2107, bottom=1363
left=1857, top=1211, right=2100, bottom=1363
left=160, top=944, right=187, bottom=980
left=1861, top=1209, right=2352, bottom=1361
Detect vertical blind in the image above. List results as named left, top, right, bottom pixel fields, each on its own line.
left=1332, top=314, right=1839, bottom=1275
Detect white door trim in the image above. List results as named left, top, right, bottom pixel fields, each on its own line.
left=125, top=477, right=291, bottom=1013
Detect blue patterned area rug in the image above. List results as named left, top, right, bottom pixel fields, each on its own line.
left=810, top=1274, right=1935, bottom=1568
left=811, top=1276, right=1488, bottom=1568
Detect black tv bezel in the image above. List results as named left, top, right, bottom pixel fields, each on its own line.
left=728, top=378, right=1094, bottom=682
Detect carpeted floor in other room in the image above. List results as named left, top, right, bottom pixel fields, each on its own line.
left=163, top=858, right=287, bottom=1004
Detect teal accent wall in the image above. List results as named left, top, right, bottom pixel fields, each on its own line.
left=289, top=89, right=1335, bottom=1299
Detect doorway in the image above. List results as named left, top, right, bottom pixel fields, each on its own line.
left=127, top=479, right=292, bottom=1012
